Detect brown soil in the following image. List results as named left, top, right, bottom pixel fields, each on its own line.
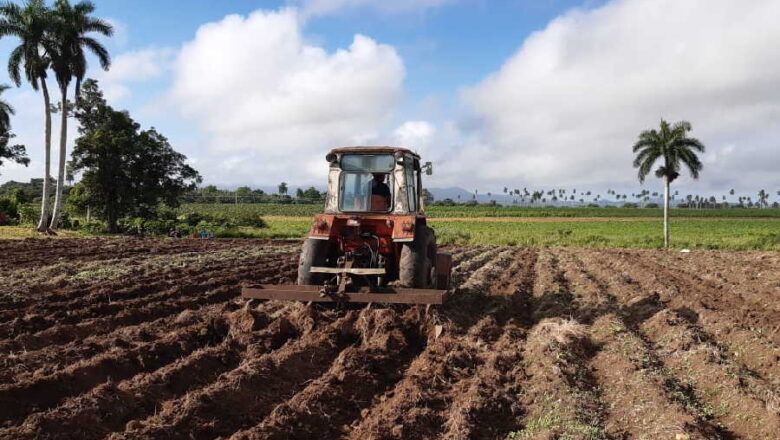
left=0, top=238, right=778, bottom=439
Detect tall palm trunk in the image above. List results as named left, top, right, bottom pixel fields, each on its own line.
left=36, top=78, right=53, bottom=233
left=49, top=83, right=68, bottom=229
left=663, top=175, right=670, bottom=248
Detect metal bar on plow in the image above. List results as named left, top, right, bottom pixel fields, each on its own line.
left=310, top=267, right=386, bottom=275
left=241, top=284, right=447, bottom=305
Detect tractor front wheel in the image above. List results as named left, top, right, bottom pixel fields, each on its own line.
left=297, top=238, right=329, bottom=285
left=399, top=226, right=436, bottom=288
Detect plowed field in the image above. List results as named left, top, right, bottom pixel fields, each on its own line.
left=0, top=238, right=778, bottom=440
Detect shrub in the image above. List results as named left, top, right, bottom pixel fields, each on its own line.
left=17, top=205, right=39, bottom=225
left=59, top=212, right=74, bottom=229
left=0, top=198, right=18, bottom=225
left=177, top=210, right=267, bottom=229
left=622, top=202, right=638, bottom=208
left=82, top=221, right=105, bottom=234
left=644, top=202, right=660, bottom=208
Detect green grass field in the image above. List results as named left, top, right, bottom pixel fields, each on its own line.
left=171, top=203, right=780, bottom=250
left=178, top=203, right=780, bottom=218
left=215, top=216, right=780, bottom=251
left=2, top=203, right=777, bottom=250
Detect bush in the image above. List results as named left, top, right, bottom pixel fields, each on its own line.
left=82, top=221, right=105, bottom=234
left=644, top=202, right=660, bottom=208
left=622, top=202, right=639, bottom=208
left=18, top=205, right=39, bottom=225
left=176, top=210, right=267, bottom=229
left=0, top=197, right=18, bottom=225
left=434, top=198, right=457, bottom=206
left=59, top=212, right=74, bottom=229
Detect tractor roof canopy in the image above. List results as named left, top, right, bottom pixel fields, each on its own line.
left=329, top=146, right=419, bottom=158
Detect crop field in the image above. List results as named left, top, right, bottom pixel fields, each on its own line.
left=178, top=203, right=780, bottom=219
left=199, top=217, right=780, bottom=251
left=1, top=238, right=778, bottom=439
left=172, top=204, right=780, bottom=250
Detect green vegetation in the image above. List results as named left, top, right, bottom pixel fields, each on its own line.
left=166, top=203, right=780, bottom=250
left=68, top=80, right=200, bottom=232
left=0, top=84, right=27, bottom=177
left=2, top=203, right=779, bottom=250
left=160, top=215, right=779, bottom=251
left=430, top=218, right=780, bottom=250
left=178, top=202, right=780, bottom=219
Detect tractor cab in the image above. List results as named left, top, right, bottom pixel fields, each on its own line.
left=323, top=147, right=431, bottom=216
left=242, top=146, right=450, bottom=305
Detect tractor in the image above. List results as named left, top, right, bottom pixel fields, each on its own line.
left=241, top=146, right=451, bottom=305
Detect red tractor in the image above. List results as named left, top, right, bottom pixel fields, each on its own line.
left=242, top=146, right=451, bottom=305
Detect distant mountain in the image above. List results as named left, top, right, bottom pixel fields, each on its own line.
left=428, top=187, right=519, bottom=204
left=427, top=187, right=474, bottom=202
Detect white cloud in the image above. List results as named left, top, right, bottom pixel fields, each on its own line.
left=293, top=0, right=452, bottom=17
left=168, top=8, right=405, bottom=186
left=393, top=120, right=435, bottom=153
left=97, top=48, right=175, bottom=101
left=104, top=18, right=129, bottom=49
left=459, top=0, right=780, bottom=192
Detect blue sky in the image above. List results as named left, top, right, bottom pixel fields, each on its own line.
left=1, top=0, right=778, bottom=198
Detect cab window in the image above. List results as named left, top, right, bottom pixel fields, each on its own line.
left=405, top=162, right=418, bottom=212
left=339, top=172, right=394, bottom=212
left=341, top=154, right=395, bottom=172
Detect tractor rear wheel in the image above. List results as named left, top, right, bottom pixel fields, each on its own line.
left=297, top=238, right=329, bottom=285
left=399, top=225, right=436, bottom=288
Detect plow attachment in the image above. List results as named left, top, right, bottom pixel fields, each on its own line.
left=241, top=284, right=448, bottom=305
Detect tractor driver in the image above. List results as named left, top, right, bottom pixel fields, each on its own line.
left=370, top=173, right=391, bottom=211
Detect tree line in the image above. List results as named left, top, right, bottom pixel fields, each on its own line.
left=435, top=186, right=779, bottom=209
left=0, top=1, right=200, bottom=233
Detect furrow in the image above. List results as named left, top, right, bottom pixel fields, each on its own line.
left=0, top=314, right=229, bottom=427
left=0, top=251, right=296, bottom=324
left=229, top=308, right=427, bottom=440
left=3, top=341, right=244, bottom=440
left=436, top=324, right=528, bottom=440
left=510, top=317, right=608, bottom=440
left=560, top=249, right=731, bottom=438
left=591, top=249, right=780, bottom=387
left=640, top=308, right=780, bottom=438
left=449, top=246, right=504, bottom=288
left=0, top=285, right=238, bottom=354
left=109, top=308, right=358, bottom=440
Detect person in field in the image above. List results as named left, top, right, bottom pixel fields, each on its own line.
left=370, top=173, right=391, bottom=211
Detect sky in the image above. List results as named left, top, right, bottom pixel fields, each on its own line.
left=0, top=0, right=778, bottom=198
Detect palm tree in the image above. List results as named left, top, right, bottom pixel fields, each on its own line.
left=632, top=119, right=705, bottom=247
left=0, top=0, right=54, bottom=232
left=0, top=84, right=15, bottom=131
left=0, top=82, right=29, bottom=172
left=47, top=0, right=112, bottom=229
left=757, top=189, right=768, bottom=208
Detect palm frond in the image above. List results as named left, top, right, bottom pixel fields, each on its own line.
left=0, top=21, right=23, bottom=37
left=673, top=136, right=705, bottom=153
left=631, top=143, right=658, bottom=167
left=631, top=118, right=705, bottom=184
left=635, top=149, right=660, bottom=183
left=7, top=44, right=24, bottom=87
left=73, top=1, right=95, bottom=14
left=82, top=16, right=112, bottom=36
left=678, top=148, right=703, bottom=179
left=632, top=129, right=660, bottom=152
left=671, top=120, right=692, bottom=134
left=81, top=35, right=109, bottom=69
